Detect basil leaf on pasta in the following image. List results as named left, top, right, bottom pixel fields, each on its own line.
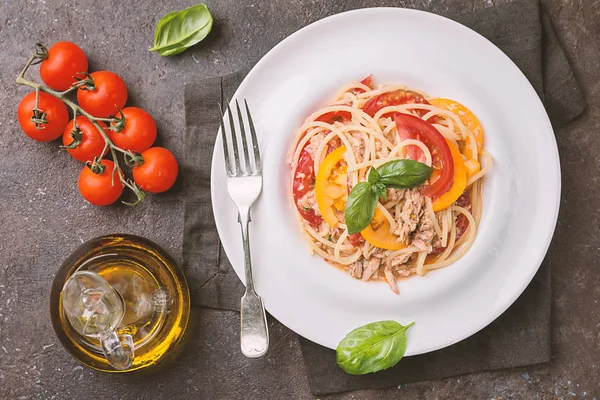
left=374, top=182, right=387, bottom=201
left=377, top=159, right=433, bottom=188
left=367, top=166, right=380, bottom=184
left=345, top=182, right=378, bottom=234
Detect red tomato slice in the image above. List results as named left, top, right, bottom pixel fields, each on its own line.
left=316, top=111, right=351, bottom=124
left=348, top=233, right=364, bottom=247
left=349, top=75, right=373, bottom=95
left=363, top=89, right=429, bottom=117
left=394, top=113, right=454, bottom=200
left=360, top=75, right=373, bottom=88
left=395, top=117, right=425, bottom=163
left=293, top=150, right=322, bottom=226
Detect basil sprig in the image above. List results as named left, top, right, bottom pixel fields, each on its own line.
left=149, top=4, right=213, bottom=56
left=345, top=159, right=432, bottom=234
left=336, top=320, right=415, bottom=375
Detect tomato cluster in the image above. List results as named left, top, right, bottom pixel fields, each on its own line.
left=16, top=42, right=178, bottom=206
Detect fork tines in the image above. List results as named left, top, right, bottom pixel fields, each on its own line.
left=219, top=99, right=261, bottom=177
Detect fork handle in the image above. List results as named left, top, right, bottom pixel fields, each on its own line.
left=238, top=209, right=269, bottom=358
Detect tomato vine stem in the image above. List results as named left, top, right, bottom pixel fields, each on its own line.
left=16, top=50, right=146, bottom=205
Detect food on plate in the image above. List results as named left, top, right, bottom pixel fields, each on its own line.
left=288, top=76, right=492, bottom=293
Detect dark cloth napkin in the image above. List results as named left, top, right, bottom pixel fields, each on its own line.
left=183, top=0, right=586, bottom=395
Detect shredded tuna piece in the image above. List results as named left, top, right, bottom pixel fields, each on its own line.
left=392, top=188, right=424, bottom=242
left=383, top=265, right=399, bottom=294
left=362, top=258, right=380, bottom=281
left=350, top=260, right=364, bottom=279
left=390, top=252, right=412, bottom=267
left=303, top=133, right=326, bottom=158
left=387, top=188, right=405, bottom=203
left=297, top=190, right=318, bottom=214
left=349, top=133, right=366, bottom=162
left=411, top=212, right=436, bottom=252
left=394, top=266, right=411, bottom=277
left=364, top=246, right=385, bottom=260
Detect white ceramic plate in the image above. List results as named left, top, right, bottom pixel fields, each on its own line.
left=210, top=8, right=559, bottom=355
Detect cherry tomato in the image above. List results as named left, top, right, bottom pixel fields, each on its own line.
left=62, top=116, right=107, bottom=163
left=108, top=107, right=156, bottom=153
left=40, top=42, right=88, bottom=91
left=363, top=89, right=430, bottom=117
left=132, top=147, right=178, bottom=193
left=292, top=149, right=322, bottom=226
left=77, top=71, right=128, bottom=118
left=17, top=91, right=69, bottom=142
left=394, top=113, right=454, bottom=200
left=78, top=159, right=124, bottom=206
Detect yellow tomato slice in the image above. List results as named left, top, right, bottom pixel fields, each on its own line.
left=432, top=140, right=467, bottom=212
left=315, top=146, right=347, bottom=227
left=429, top=98, right=484, bottom=160
left=361, top=208, right=406, bottom=251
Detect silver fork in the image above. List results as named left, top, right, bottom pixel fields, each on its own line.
left=219, top=99, right=269, bottom=358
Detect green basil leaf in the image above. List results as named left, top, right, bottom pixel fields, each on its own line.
left=149, top=4, right=213, bottom=57
left=377, top=159, right=433, bottom=188
left=375, top=182, right=387, bottom=201
left=336, top=321, right=415, bottom=375
left=345, top=182, right=378, bottom=234
left=367, top=167, right=380, bottom=184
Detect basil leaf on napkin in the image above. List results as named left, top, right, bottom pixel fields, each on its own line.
left=345, top=182, right=378, bottom=235
left=377, top=159, right=433, bottom=188
left=336, top=321, right=415, bottom=375
left=149, top=4, right=213, bottom=57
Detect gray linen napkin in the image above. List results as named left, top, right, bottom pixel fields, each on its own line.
left=183, top=0, right=586, bottom=395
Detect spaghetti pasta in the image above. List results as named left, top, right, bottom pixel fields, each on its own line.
left=289, top=76, right=491, bottom=294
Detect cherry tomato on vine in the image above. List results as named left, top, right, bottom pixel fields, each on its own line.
left=132, top=147, right=178, bottom=193
left=62, top=116, right=107, bottom=163
left=40, top=42, right=88, bottom=91
left=77, top=71, right=128, bottom=118
left=78, top=159, right=124, bottom=206
left=108, top=107, right=157, bottom=153
left=17, top=91, right=69, bottom=142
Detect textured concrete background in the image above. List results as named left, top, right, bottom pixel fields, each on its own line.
left=0, top=0, right=598, bottom=398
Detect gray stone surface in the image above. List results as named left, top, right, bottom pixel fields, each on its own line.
left=0, top=0, right=598, bottom=398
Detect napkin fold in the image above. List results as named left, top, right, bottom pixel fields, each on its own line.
left=183, top=0, right=586, bottom=395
